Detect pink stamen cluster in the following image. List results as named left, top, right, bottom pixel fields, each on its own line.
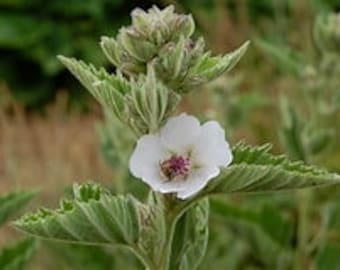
left=161, top=155, right=190, bottom=180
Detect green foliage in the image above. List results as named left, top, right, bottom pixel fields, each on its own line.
left=255, top=39, right=307, bottom=77
left=279, top=97, right=306, bottom=161
left=211, top=199, right=293, bottom=269
left=0, top=191, right=36, bottom=226
left=207, top=143, right=340, bottom=195
left=317, top=244, right=340, bottom=270
left=170, top=199, right=209, bottom=270
left=48, top=242, right=142, bottom=270
left=15, top=183, right=140, bottom=245
left=0, top=238, right=37, bottom=270
left=59, top=6, right=248, bottom=133
left=0, top=0, right=126, bottom=107
left=100, top=9, right=249, bottom=92
left=13, top=4, right=340, bottom=270
left=0, top=192, right=36, bottom=270
left=59, top=56, right=181, bottom=135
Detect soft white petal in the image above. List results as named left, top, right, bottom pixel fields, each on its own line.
left=192, top=121, right=233, bottom=167
left=176, top=166, right=220, bottom=199
left=129, top=134, right=168, bottom=190
left=154, top=166, right=219, bottom=198
left=160, top=113, right=201, bottom=153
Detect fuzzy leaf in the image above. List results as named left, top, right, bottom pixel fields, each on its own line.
left=0, top=238, right=37, bottom=270
left=58, top=56, right=129, bottom=119
left=170, top=199, right=209, bottom=270
left=0, top=191, right=36, bottom=226
left=206, top=143, right=340, bottom=194
left=128, top=66, right=181, bottom=133
left=15, top=183, right=140, bottom=246
left=137, top=192, right=167, bottom=265
left=190, top=41, right=249, bottom=83
left=100, top=36, right=121, bottom=68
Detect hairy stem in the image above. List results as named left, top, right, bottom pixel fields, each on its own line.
left=295, top=189, right=312, bottom=270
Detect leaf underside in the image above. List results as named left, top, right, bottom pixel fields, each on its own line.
left=207, top=143, right=340, bottom=194
left=15, top=183, right=140, bottom=246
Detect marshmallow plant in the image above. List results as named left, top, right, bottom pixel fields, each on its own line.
left=15, top=6, right=340, bottom=270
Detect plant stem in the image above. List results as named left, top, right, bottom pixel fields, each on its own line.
left=129, top=245, right=158, bottom=270
left=158, top=214, right=178, bottom=270
left=295, top=189, right=312, bottom=270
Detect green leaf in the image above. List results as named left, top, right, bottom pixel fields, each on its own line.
left=190, top=41, right=249, bottom=82
left=0, top=191, right=36, bottom=226
left=137, top=192, right=167, bottom=265
left=206, top=143, right=340, bottom=194
left=317, top=243, right=340, bottom=270
left=0, top=238, right=37, bottom=270
left=170, top=199, right=209, bottom=270
left=278, top=96, right=306, bottom=161
left=48, top=243, right=118, bottom=270
left=211, top=199, right=292, bottom=268
left=255, top=39, right=306, bottom=76
left=15, top=183, right=140, bottom=246
left=128, top=65, right=181, bottom=133
left=0, top=15, right=48, bottom=48
left=58, top=56, right=129, bottom=119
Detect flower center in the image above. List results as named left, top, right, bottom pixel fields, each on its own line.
left=160, top=155, right=190, bottom=180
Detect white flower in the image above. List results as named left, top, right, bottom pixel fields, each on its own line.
left=129, top=113, right=233, bottom=199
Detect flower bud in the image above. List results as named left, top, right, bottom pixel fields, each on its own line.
left=127, top=65, right=181, bottom=134
left=100, top=5, right=249, bottom=93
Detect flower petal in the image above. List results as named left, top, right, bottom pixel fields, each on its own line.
left=176, top=166, right=220, bottom=199
left=154, top=166, right=219, bottom=198
left=160, top=113, right=201, bottom=153
left=192, top=121, right=233, bottom=167
left=129, top=134, right=168, bottom=190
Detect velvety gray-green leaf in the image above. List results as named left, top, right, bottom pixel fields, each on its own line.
left=14, top=183, right=140, bottom=246
left=57, top=56, right=129, bottom=118
left=206, top=143, right=340, bottom=194
left=170, top=199, right=209, bottom=270
left=190, top=41, right=249, bottom=81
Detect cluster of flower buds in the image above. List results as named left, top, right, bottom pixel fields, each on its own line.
left=313, top=12, right=340, bottom=54
left=59, top=5, right=248, bottom=135
left=100, top=5, right=248, bottom=93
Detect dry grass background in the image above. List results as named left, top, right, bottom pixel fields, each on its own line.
left=0, top=85, right=114, bottom=257
left=0, top=89, right=113, bottom=195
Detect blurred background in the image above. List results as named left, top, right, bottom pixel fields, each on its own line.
left=1, top=0, right=340, bottom=269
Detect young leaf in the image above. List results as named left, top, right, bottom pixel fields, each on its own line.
left=170, top=199, right=209, bottom=270
left=0, top=191, right=36, bottom=226
left=14, top=183, right=140, bottom=246
left=137, top=192, right=167, bottom=265
left=189, top=41, right=249, bottom=85
left=58, top=56, right=129, bottom=119
left=0, top=238, right=37, bottom=270
left=206, top=143, right=340, bottom=195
